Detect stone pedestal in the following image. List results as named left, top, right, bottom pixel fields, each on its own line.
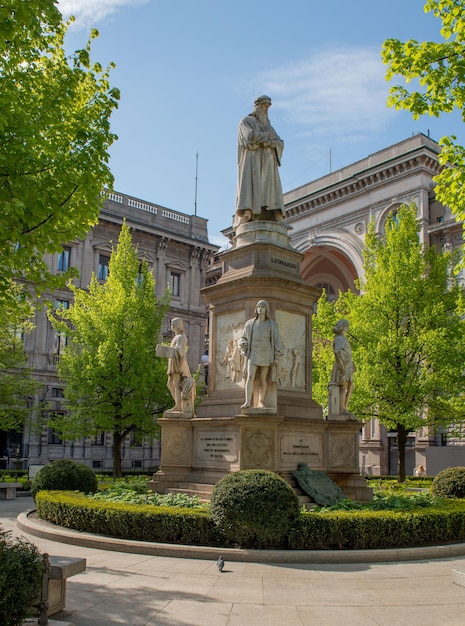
left=148, top=411, right=372, bottom=501
left=150, top=220, right=372, bottom=502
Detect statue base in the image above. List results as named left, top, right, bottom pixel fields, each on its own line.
left=149, top=217, right=372, bottom=504
left=148, top=411, right=373, bottom=502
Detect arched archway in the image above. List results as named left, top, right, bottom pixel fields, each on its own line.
left=295, top=230, right=363, bottom=296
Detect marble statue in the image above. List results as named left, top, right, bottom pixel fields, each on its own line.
left=238, top=300, right=283, bottom=410
left=234, top=95, right=285, bottom=228
left=156, top=318, right=195, bottom=415
left=330, top=319, right=355, bottom=412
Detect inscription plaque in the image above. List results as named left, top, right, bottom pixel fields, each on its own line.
left=280, top=434, right=323, bottom=466
left=196, top=433, right=238, bottom=463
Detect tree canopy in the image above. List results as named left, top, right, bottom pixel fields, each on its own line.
left=48, top=223, right=171, bottom=476
left=313, top=204, right=465, bottom=480
left=0, top=0, right=119, bottom=307
left=0, top=286, right=39, bottom=431
left=382, top=0, right=465, bottom=237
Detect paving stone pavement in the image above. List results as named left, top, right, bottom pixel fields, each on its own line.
left=2, top=496, right=465, bottom=626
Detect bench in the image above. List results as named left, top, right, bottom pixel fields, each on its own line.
left=38, top=554, right=86, bottom=623
left=0, top=481, right=22, bottom=499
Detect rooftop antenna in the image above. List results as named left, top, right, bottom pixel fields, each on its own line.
left=194, top=151, right=199, bottom=216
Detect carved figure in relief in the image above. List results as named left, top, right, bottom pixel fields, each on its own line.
left=222, top=339, right=242, bottom=383
left=234, top=95, right=285, bottom=228
left=156, top=318, right=195, bottom=415
left=239, top=300, right=283, bottom=409
left=290, top=348, right=304, bottom=389
left=330, top=319, right=355, bottom=412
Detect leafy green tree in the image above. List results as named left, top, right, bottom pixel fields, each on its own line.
left=312, top=291, right=346, bottom=414
left=0, top=288, right=39, bottom=431
left=382, top=0, right=465, bottom=235
left=0, top=0, right=119, bottom=308
left=48, top=223, right=171, bottom=477
left=346, top=204, right=465, bottom=481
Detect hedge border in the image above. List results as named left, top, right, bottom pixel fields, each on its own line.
left=35, top=490, right=465, bottom=551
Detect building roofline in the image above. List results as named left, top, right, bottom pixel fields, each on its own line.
left=284, top=134, right=440, bottom=206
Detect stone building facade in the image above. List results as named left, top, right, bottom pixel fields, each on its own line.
left=283, top=133, right=465, bottom=475
left=2, top=191, right=218, bottom=472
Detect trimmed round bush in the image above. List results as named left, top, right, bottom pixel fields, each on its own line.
left=432, top=466, right=465, bottom=499
left=31, top=459, right=98, bottom=500
left=0, top=531, right=43, bottom=626
left=210, top=470, right=300, bottom=548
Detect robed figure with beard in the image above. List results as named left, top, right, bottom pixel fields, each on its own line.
left=234, top=95, right=285, bottom=227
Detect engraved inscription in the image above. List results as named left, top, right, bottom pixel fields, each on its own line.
left=280, top=434, right=323, bottom=465
left=197, top=433, right=238, bottom=463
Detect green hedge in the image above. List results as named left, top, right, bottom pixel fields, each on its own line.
left=36, top=491, right=226, bottom=547
left=288, top=502, right=465, bottom=550
left=35, top=491, right=465, bottom=550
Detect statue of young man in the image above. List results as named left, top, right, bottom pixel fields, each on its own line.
left=238, top=300, right=283, bottom=410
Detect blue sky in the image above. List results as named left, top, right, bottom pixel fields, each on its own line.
left=58, top=0, right=465, bottom=247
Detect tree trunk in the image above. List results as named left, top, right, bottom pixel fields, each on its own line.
left=113, top=432, right=124, bottom=478
left=396, top=424, right=409, bottom=483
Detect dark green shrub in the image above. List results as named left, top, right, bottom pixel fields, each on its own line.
left=31, top=459, right=98, bottom=499
left=0, top=531, right=43, bottom=626
left=210, top=470, right=300, bottom=548
left=432, top=467, right=465, bottom=498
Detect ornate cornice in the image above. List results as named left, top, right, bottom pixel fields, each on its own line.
left=285, top=152, right=441, bottom=222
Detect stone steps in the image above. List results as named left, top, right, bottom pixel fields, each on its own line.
left=166, top=482, right=214, bottom=502
left=164, top=479, right=317, bottom=509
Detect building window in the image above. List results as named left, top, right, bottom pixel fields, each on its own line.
left=52, top=301, right=69, bottom=356
left=316, top=282, right=336, bottom=301
left=53, top=331, right=67, bottom=355
left=129, top=433, right=142, bottom=447
left=47, top=426, right=63, bottom=445
left=55, top=299, right=69, bottom=311
left=92, top=460, right=103, bottom=469
left=133, top=460, right=143, bottom=469
left=136, top=263, right=145, bottom=286
left=51, top=388, right=64, bottom=399
left=91, top=433, right=105, bottom=446
left=170, top=272, right=181, bottom=297
left=98, top=255, right=110, bottom=281
left=57, top=247, right=71, bottom=272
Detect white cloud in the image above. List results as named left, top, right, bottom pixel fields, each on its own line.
left=58, top=0, right=150, bottom=27
left=256, top=47, right=391, bottom=142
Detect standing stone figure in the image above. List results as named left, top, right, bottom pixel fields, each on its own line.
left=330, top=319, right=355, bottom=412
left=234, top=95, right=285, bottom=227
left=157, top=318, right=195, bottom=415
left=239, top=300, right=283, bottom=410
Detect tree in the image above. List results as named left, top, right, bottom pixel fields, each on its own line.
left=0, top=288, right=39, bottom=431
left=312, top=291, right=345, bottom=415
left=48, top=223, right=171, bottom=477
left=382, top=0, right=465, bottom=237
left=345, top=204, right=465, bottom=481
left=0, top=1, right=119, bottom=308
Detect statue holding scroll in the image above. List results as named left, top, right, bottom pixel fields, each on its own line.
left=156, top=318, right=195, bottom=415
